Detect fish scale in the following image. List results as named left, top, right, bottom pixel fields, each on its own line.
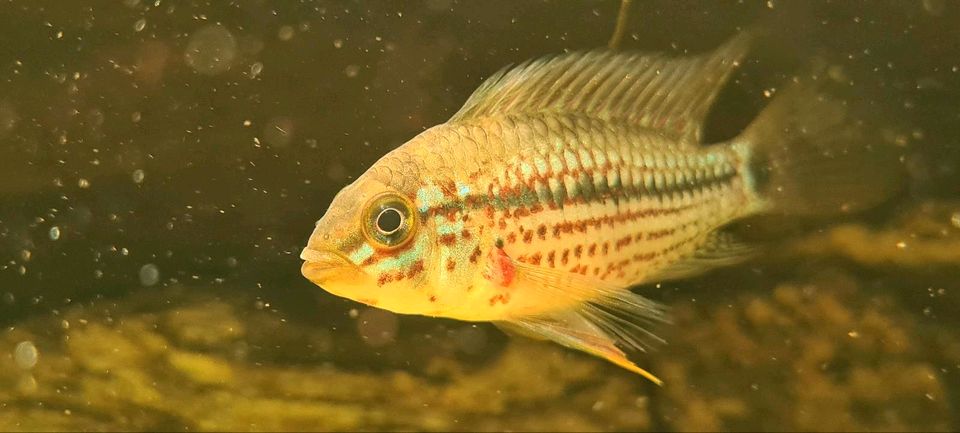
left=380, top=112, right=754, bottom=319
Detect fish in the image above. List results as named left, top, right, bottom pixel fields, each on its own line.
left=300, top=31, right=902, bottom=384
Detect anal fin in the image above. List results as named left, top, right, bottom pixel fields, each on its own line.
left=648, top=230, right=755, bottom=282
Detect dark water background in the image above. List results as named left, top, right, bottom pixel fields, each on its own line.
left=1, top=0, right=959, bottom=431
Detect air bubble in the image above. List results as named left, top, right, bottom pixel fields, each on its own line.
left=14, top=341, right=38, bottom=370
left=48, top=226, right=61, bottom=240
left=184, top=24, right=238, bottom=75
left=134, top=18, right=147, bottom=32
left=344, top=64, right=359, bottom=78
left=277, top=25, right=295, bottom=41
left=132, top=169, right=145, bottom=184
left=139, top=263, right=160, bottom=286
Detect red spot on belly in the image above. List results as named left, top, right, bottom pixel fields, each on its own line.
left=429, top=295, right=437, bottom=303
left=439, top=233, right=457, bottom=246
left=485, top=247, right=516, bottom=287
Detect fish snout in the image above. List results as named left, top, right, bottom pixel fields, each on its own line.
left=300, top=248, right=356, bottom=283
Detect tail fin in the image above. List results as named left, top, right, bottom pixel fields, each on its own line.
left=739, top=80, right=905, bottom=217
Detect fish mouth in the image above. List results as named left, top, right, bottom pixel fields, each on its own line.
left=300, top=248, right=356, bottom=283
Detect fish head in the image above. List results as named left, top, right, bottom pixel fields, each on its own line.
left=300, top=174, right=436, bottom=314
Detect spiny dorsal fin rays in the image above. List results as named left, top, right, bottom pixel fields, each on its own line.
left=448, top=31, right=753, bottom=144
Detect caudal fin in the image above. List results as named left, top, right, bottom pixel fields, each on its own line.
left=739, top=80, right=905, bottom=217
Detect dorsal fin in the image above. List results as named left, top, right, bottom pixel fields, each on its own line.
left=449, top=31, right=753, bottom=143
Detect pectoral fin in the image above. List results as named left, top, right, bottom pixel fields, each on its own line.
left=497, top=258, right=667, bottom=384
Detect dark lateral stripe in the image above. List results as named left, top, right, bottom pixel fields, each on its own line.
left=421, top=163, right=737, bottom=219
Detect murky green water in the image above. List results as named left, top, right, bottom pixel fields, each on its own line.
left=1, top=1, right=959, bottom=431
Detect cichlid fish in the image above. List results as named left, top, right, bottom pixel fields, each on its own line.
left=300, top=32, right=901, bottom=384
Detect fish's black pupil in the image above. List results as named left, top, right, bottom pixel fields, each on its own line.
left=376, top=208, right=403, bottom=234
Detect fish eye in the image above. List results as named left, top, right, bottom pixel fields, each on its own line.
left=375, top=208, right=403, bottom=235
left=363, top=193, right=416, bottom=249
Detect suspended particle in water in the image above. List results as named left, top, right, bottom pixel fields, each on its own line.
left=139, top=263, right=160, bottom=286
left=48, top=226, right=61, bottom=240
left=951, top=211, right=960, bottom=229
left=333, top=39, right=343, bottom=49
left=250, top=62, right=263, bottom=78
left=263, top=116, right=294, bottom=148
left=225, top=256, right=238, bottom=267
left=356, top=308, right=398, bottom=347
left=131, top=111, right=141, bottom=122
left=277, top=25, right=295, bottom=41
left=134, top=18, right=147, bottom=32
left=0, top=101, right=19, bottom=139
left=78, top=178, right=90, bottom=188
left=184, top=24, right=238, bottom=75
left=132, top=169, right=145, bottom=184
left=19, top=249, right=31, bottom=262
left=344, top=64, right=359, bottom=78
left=14, top=341, right=38, bottom=370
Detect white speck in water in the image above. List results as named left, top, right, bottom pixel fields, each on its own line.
left=263, top=116, right=294, bottom=148
left=250, top=62, right=263, bottom=78
left=184, top=24, right=238, bottom=76
left=344, top=64, right=359, bottom=78
left=48, top=226, right=60, bottom=240
left=278, top=25, right=295, bottom=41
left=139, top=263, right=160, bottom=287
left=896, top=241, right=907, bottom=249
left=348, top=308, right=359, bottom=319
left=132, top=169, right=145, bottom=184
left=333, top=39, right=343, bottom=49
left=14, top=341, right=38, bottom=370
left=225, top=256, right=238, bottom=267
left=131, top=111, right=141, bottom=122
left=951, top=211, right=960, bottom=229
left=77, top=178, right=90, bottom=188
left=20, top=249, right=31, bottom=262
left=134, top=18, right=147, bottom=32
